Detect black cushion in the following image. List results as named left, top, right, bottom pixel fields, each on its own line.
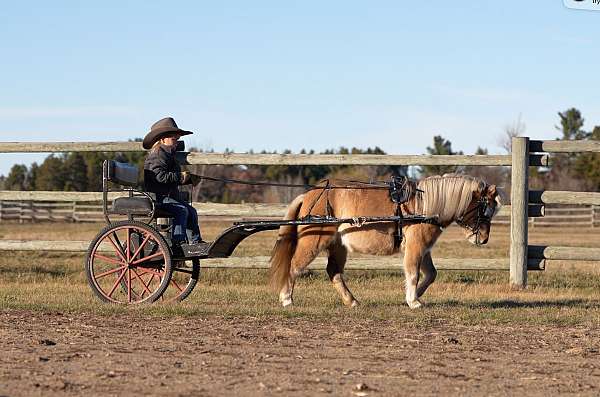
left=112, top=197, right=153, bottom=215
left=111, top=197, right=176, bottom=218
left=105, top=160, right=139, bottom=186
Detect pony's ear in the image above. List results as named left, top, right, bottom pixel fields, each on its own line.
left=493, top=186, right=508, bottom=206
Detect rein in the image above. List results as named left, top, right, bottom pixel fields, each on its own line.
left=189, top=174, right=397, bottom=190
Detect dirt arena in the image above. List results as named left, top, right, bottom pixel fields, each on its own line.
left=1, top=310, right=600, bottom=396
left=1, top=224, right=600, bottom=396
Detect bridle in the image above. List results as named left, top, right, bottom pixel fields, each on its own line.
left=455, top=191, right=496, bottom=246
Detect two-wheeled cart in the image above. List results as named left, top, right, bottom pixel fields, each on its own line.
left=85, top=160, right=436, bottom=304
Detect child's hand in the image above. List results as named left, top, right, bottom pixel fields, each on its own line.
left=180, top=171, right=192, bottom=184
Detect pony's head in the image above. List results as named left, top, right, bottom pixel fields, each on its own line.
left=457, top=183, right=503, bottom=245
left=417, top=174, right=503, bottom=245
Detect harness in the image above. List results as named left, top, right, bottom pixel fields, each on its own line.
left=388, top=176, right=418, bottom=249
left=455, top=193, right=495, bottom=245
left=193, top=172, right=493, bottom=248
left=300, top=176, right=420, bottom=249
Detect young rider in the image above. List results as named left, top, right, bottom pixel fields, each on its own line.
left=143, top=117, right=207, bottom=255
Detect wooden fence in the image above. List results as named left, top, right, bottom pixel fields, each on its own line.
left=510, top=137, right=600, bottom=287
left=0, top=139, right=598, bottom=278
left=1, top=199, right=598, bottom=227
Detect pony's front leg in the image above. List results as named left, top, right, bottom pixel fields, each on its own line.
left=403, top=246, right=423, bottom=309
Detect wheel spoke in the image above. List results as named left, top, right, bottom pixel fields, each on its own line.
left=136, top=267, right=165, bottom=277
left=130, top=233, right=152, bottom=262
left=107, top=234, right=127, bottom=263
left=171, top=279, right=184, bottom=292
left=107, top=267, right=128, bottom=298
left=127, top=268, right=132, bottom=303
left=94, top=265, right=127, bottom=279
left=111, top=231, right=128, bottom=259
left=140, top=274, right=155, bottom=298
left=126, top=228, right=131, bottom=262
left=131, top=251, right=164, bottom=266
left=131, top=268, right=153, bottom=297
left=93, top=253, right=126, bottom=267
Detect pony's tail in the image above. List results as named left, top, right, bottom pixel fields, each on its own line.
left=269, top=194, right=304, bottom=292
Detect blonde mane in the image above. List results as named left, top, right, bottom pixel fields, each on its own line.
left=415, top=174, right=486, bottom=223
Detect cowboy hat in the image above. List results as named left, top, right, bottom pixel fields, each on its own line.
left=143, top=117, right=193, bottom=150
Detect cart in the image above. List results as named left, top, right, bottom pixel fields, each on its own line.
left=85, top=160, right=436, bottom=304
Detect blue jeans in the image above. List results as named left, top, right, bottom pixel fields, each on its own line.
left=159, top=196, right=201, bottom=244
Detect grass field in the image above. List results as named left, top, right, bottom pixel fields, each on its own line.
left=1, top=221, right=599, bottom=326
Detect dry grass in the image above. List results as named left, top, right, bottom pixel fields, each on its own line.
left=1, top=221, right=600, bottom=326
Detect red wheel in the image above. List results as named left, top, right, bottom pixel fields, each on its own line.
left=162, top=259, right=200, bottom=302
left=85, top=221, right=173, bottom=304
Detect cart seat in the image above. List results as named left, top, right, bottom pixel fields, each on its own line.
left=104, top=160, right=182, bottom=219
left=112, top=197, right=153, bottom=215
left=112, top=197, right=174, bottom=218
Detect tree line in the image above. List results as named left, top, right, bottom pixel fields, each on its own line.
left=0, top=107, right=598, bottom=203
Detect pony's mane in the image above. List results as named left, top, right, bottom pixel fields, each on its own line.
left=415, top=173, right=486, bottom=223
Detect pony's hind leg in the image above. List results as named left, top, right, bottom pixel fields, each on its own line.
left=279, top=278, right=295, bottom=307
left=416, top=252, right=437, bottom=300
left=279, top=257, right=305, bottom=307
left=280, top=227, right=335, bottom=307
left=327, top=239, right=358, bottom=307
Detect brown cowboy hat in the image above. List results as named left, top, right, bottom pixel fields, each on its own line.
left=143, top=117, right=193, bottom=149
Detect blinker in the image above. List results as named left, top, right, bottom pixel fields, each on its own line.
left=484, top=206, right=495, bottom=219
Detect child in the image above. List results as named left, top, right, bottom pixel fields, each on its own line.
left=143, top=117, right=206, bottom=254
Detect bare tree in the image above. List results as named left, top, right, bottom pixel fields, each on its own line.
left=498, top=114, right=526, bottom=153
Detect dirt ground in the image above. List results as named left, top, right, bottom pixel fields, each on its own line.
left=1, top=310, right=599, bottom=397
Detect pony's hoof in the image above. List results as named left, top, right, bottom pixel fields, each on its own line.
left=350, top=300, right=359, bottom=308
left=407, top=299, right=423, bottom=309
left=281, top=298, right=293, bottom=307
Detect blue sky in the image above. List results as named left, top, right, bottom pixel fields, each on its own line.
left=0, top=1, right=599, bottom=176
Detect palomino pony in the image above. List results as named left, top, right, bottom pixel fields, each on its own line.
left=269, top=174, right=503, bottom=309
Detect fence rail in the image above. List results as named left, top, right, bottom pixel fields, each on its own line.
left=1, top=198, right=598, bottom=227
left=0, top=141, right=550, bottom=166
left=0, top=239, right=520, bottom=270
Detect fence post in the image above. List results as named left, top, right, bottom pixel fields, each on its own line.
left=510, top=137, right=529, bottom=288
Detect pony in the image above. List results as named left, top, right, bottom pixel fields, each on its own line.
left=269, top=174, right=503, bottom=309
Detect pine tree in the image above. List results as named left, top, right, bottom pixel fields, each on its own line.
left=35, top=156, right=67, bottom=191
left=556, top=108, right=586, bottom=140
left=4, top=164, right=29, bottom=190
left=419, top=135, right=463, bottom=177
left=63, top=153, right=88, bottom=191
left=574, top=126, right=600, bottom=190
